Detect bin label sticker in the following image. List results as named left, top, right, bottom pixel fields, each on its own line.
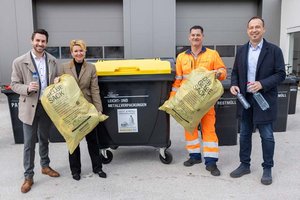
left=104, top=93, right=148, bottom=108
left=278, top=91, right=288, bottom=98
left=117, top=109, right=138, bottom=133
left=216, top=97, right=236, bottom=106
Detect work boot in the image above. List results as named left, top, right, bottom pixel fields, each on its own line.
left=206, top=164, right=221, bottom=176
left=183, top=157, right=202, bottom=167
left=261, top=168, right=272, bottom=185
left=230, top=164, right=251, bottom=178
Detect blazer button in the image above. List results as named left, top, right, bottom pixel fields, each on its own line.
left=32, top=105, right=35, bottom=107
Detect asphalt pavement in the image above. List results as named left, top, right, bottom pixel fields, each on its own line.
left=0, top=90, right=300, bottom=200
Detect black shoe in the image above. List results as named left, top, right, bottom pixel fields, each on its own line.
left=206, top=164, right=221, bottom=176
left=261, top=168, right=272, bottom=185
left=183, top=158, right=202, bottom=167
left=230, top=164, right=251, bottom=178
left=95, top=170, right=107, bottom=178
left=72, top=173, right=80, bottom=181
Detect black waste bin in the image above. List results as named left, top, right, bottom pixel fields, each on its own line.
left=1, top=87, right=65, bottom=143
left=287, top=76, right=299, bottom=114
left=273, top=78, right=293, bottom=132
left=95, top=59, right=175, bottom=164
left=214, top=80, right=238, bottom=146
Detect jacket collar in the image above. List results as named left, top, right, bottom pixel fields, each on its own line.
left=185, top=46, right=206, bottom=55
left=68, top=59, right=87, bottom=81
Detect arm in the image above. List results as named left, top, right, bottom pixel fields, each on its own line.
left=213, top=51, right=227, bottom=81
left=169, top=55, right=184, bottom=98
left=259, top=46, right=286, bottom=92
left=90, top=64, right=103, bottom=112
left=230, top=50, right=240, bottom=95
left=11, top=59, right=36, bottom=96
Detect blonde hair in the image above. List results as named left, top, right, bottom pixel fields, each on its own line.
left=70, top=40, right=87, bottom=51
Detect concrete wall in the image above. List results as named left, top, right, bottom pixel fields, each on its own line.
left=0, top=0, right=283, bottom=84
left=280, top=0, right=300, bottom=65
left=123, top=0, right=176, bottom=59
left=0, top=0, right=33, bottom=85
left=261, top=0, right=282, bottom=45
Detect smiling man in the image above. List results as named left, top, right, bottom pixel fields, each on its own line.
left=11, top=29, right=60, bottom=193
left=170, top=25, right=227, bottom=176
left=230, top=16, right=286, bottom=185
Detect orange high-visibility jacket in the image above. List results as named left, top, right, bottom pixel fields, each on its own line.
left=171, top=47, right=226, bottom=97
left=171, top=47, right=227, bottom=159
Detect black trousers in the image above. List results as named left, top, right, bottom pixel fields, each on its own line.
left=69, top=128, right=102, bottom=175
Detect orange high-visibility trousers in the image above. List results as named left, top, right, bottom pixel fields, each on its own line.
left=184, top=107, right=219, bottom=159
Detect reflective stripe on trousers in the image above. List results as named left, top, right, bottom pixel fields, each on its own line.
left=184, top=107, right=219, bottom=158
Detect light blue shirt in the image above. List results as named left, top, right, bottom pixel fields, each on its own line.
left=247, top=39, right=263, bottom=92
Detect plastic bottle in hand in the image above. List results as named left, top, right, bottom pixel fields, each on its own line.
left=253, top=92, right=270, bottom=111
left=32, top=72, right=39, bottom=83
left=32, top=72, right=39, bottom=92
left=237, top=93, right=250, bottom=109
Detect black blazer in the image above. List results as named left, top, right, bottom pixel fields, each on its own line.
left=231, top=39, right=286, bottom=124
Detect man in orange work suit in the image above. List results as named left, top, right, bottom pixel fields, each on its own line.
left=170, top=25, right=227, bottom=176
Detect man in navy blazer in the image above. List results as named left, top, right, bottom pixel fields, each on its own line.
left=229, top=16, right=286, bottom=185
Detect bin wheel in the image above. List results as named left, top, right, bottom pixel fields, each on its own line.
left=102, top=150, right=113, bottom=164
left=159, top=150, right=172, bottom=164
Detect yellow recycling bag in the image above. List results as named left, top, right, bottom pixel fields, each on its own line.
left=159, top=67, right=224, bottom=132
left=41, top=74, right=108, bottom=154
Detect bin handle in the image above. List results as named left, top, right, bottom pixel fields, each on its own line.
left=114, top=66, right=140, bottom=73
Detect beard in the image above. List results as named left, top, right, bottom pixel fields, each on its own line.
left=33, top=45, right=45, bottom=54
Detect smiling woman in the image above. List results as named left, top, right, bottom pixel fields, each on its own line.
left=70, top=40, right=86, bottom=63
left=57, top=39, right=107, bottom=181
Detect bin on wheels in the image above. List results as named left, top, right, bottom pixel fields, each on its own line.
left=1, top=87, right=65, bottom=143
left=1, top=88, right=24, bottom=144
left=273, top=78, right=293, bottom=132
left=287, top=76, right=299, bottom=114
left=95, top=59, right=175, bottom=164
left=214, top=80, right=238, bottom=146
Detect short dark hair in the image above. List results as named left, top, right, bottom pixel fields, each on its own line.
left=190, top=25, right=204, bottom=34
left=31, top=29, right=49, bottom=43
left=248, top=16, right=265, bottom=27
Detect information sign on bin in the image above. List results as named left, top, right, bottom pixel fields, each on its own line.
left=95, top=59, right=175, bottom=164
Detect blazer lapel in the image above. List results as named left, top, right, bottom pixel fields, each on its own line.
left=78, top=61, right=87, bottom=81
left=69, top=60, right=79, bottom=81
left=256, top=39, right=268, bottom=74
left=241, top=44, right=249, bottom=82
left=25, top=52, right=36, bottom=73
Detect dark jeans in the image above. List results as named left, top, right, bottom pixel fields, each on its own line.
left=69, top=128, right=102, bottom=175
left=239, top=108, right=275, bottom=169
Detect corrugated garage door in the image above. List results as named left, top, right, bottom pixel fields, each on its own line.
left=34, top=0, right=123, bottom=60
left=176, top=0, right=258, bottom=69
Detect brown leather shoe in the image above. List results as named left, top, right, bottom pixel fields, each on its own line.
left=41, top=167, right=60, bottom=177
left=21, top=178, right=34, bottom=193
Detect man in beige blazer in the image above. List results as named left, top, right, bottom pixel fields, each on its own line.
left=11, top=29, right=60, bottom=193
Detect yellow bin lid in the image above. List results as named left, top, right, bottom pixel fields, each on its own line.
left=95, top=59, right=171, bottom=76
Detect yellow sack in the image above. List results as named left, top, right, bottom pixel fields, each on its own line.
left=159, top=67, right=224, bottom=132
left=41, top=74, right=108, bottom=154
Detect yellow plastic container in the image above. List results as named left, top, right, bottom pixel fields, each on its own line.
left=95, top=59, right=171, bottom=76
